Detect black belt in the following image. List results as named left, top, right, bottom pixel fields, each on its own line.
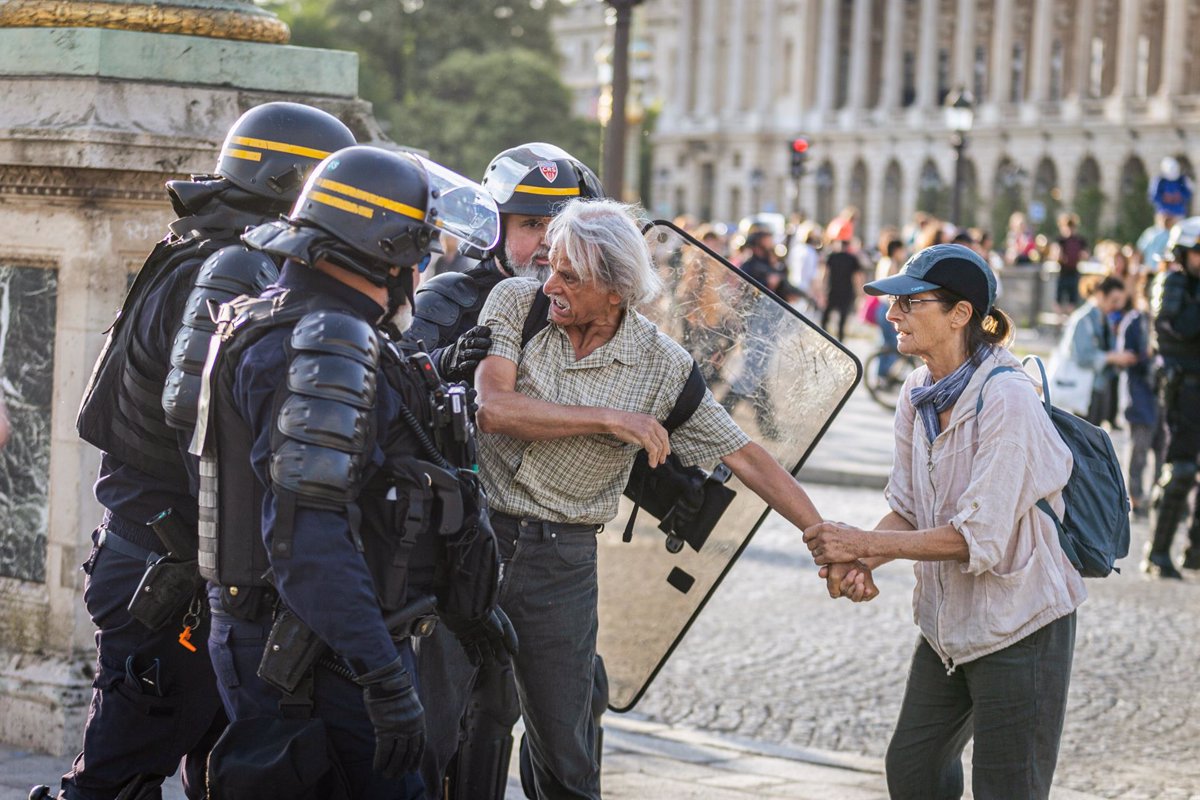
left=491, top=512, right=600, bottom=537
left=97, top=526, right=159, bottom=564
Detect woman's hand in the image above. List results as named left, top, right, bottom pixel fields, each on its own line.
left=803, top=521, right=871, bottom=565
left=818, top=560, right=879, bottom=602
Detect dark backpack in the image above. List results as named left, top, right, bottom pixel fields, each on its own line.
left=520, top=288, right=736, bottom=553
left=977, top=356, right=1130, bottom=577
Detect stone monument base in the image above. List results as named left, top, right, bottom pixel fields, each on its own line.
left=0, top=25, right=379, bottom=757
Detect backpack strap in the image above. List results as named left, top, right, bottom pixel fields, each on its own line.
left=974, top=366, right=1018, bottom=415
left=520, top=288, right=552, bottom=349
left=622, top=361, right=706, bottom=543
left=663, top=361, right=705, bottom=432
left=1020, top=354, right=1054, bottom=415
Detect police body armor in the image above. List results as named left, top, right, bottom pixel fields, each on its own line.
left=163, top=246, right=280, bottom=431
left=406, top=258, right=505, bottom=352
left=1152, top=269, right=1200, bottom=371
left=194, top=289, right=497, bottom=622
left=76, top=182, right=278, bottom=483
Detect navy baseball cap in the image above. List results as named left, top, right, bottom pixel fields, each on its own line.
left=864, top=243, right=997, bottom=317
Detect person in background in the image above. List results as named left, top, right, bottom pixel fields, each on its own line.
left=1117, top=280, right=1161, bottom=518
left=820, top=237, right=864, bottom=341
left=825, top=205, right=858, bottom=244
left=872, top=239, right=907, bottom=380
left=1005, top=211, right=1037, bottom=265
left=786, top=221, right=822, bottom=311
left=1059, top=276, right=1138, bottom=425
left=1051, top=213, right=1089, bottom=315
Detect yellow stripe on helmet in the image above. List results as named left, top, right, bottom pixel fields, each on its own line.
left=310, top=191, right=374, bottom=219
left=513, top=185, right=580, bottom=196
left=223, top=148, right=262, bottom=162
left=316, top=179, right=425, bottom=221
left=230, top=136, right=332, bottom=161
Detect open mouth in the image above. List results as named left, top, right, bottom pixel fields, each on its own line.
left=549, top=295, right=570, bottom=314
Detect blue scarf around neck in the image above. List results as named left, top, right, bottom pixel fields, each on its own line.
left=910, top=347, right=992, bottom=442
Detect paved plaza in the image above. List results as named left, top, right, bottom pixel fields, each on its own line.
left=3, top=341, right=1198, bottom=799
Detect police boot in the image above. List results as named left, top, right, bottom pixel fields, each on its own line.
left=1143, top=520, right=1184, bottom=580
left=1145, top=477, right=1187, bottom=579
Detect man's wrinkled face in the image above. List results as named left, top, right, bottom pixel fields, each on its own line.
left=503, top=214, right=552, bottom=280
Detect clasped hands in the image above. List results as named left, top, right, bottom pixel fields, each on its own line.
left=802, top=521, right=879, bottom=603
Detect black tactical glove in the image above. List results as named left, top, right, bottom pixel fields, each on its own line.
left=437, top=325, right=492, bottom=382
left=450, top=606, right=519, bottom=667
left=355, top=656, right=425, bottom=778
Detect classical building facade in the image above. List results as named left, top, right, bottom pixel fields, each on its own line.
left=553, top=0, right=1195, bottom=243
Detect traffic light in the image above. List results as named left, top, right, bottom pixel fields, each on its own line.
left=789, top=138, right=808, bottom=179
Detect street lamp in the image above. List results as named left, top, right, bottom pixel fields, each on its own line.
left=944, top=87, right=975, bottom=226
left=600, top=0, right=647, bottom=200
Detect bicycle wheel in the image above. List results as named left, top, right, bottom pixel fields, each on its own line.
left=864, top=350, right=917, bottom=410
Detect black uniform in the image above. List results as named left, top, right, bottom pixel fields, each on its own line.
left=196, top=263, right=497, bottom=798
left=1149, top=267, right=1200, bottom=573
left=64, top=180, right=275, bottom=800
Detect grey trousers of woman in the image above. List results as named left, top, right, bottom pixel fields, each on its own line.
left=885, top=612, right=1076, bottom=800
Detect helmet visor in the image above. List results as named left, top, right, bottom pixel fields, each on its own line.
left=416, top=155, right=501, bottom=252
left=482, top=143, right=575, bottom=205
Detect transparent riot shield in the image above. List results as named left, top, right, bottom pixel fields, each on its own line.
left=599, top=221, right=861, bottom=711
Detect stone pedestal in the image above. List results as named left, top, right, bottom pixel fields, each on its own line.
left=0, top=24, right=381, bottom=756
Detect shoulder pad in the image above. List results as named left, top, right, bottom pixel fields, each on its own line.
left=291, top=309, right=380, bottom=367
left=409, top=272, right=489, bottom=347
left=272, top=309, right=380, bottom=507
left=416, top=271, right=484, bottom=309
left=163, top=248, right=280, bottom=430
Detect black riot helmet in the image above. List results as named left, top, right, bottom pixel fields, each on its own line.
left=481, top=142, right=604, bottom=216
left=246, top=146, right=499, bottom=290
left=215, top=102, right=357, bottom=206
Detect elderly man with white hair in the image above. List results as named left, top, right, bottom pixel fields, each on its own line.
left=474, top=198, right=846, bottom=799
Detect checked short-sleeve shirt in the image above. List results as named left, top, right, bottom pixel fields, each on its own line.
left=477, top=278, right=751, bottom=525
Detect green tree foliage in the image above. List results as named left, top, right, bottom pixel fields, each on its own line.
left=1110, top=174, right=1155, bottom=245
left=389, top=48, right=601, bottom=179
left=266, top=0, right=601, bottom=178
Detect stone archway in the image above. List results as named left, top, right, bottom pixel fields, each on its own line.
left=1115, top=156, right=1153, bottom=244
left=917, top=158, right=946, bottom=219
left=1073, top=156, right=1104, bottom=244
left=1032, top=156, right=1060, bottom=236
left=849, top=159, right=869, bottom=237
left=881, top=159, right=904, bottom=229
left=815, top=160, right=836, bottom=226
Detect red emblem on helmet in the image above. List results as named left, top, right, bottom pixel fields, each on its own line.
left=538, top=161, right=559, bottom=183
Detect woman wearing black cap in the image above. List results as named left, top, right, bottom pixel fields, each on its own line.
left=803, top=243, right=1086, bottom=799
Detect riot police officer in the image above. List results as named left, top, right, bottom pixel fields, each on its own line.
left=191, top=145, right=506, bottom=799
left=1147, top=216, right=1200, bottom=579
left=406, top=143, right=604, bottom=800
left=406, top=142, right=604, bottom=384
left=40, top=103, right=356, bottom=800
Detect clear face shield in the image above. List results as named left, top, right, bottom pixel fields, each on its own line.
left=481, top=142, right=575, bottom=205
left=413, top=154, right=501, bottom=254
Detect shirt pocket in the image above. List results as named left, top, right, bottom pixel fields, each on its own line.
left=981, top=550, right=1050, bottom=640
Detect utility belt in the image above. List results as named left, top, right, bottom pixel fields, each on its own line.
left=95, top=511, right=207, bottom=638
left=257, top=594, right=439, bottom=696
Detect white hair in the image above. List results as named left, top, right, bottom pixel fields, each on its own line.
left=546, top=199, right=662, bottom=307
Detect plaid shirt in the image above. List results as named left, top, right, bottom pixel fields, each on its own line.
left=476, top=278, right=750, bottom=524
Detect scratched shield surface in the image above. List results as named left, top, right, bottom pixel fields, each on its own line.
left=598, top=221, right=860, bottom=711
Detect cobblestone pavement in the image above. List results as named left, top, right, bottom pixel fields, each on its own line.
left=628, top=483, right=1200, bottom=799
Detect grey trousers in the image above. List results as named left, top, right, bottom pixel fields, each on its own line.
left=494, top=514, right=604, bottom=800
left=885, top=612, right=1076, bottom=800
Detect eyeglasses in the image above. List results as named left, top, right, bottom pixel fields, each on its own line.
left=889, top=296, right=943, bottom=313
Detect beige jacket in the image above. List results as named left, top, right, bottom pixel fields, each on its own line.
left=886, top=347, right=1087, bottom=671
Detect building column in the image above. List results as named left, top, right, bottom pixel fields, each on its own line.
left=813, top=0, right=840, bottom=112
left=1067, top=0, right=1096, bottom=101
left=724, top=0, right=747, bottom=116
left=694, top=0, right=719, bottom=116
left=845, top=0, right=873, bottom=111
left=989, top=0, right=1015, bottom=106
left=877, top=0, right=905, bottom=111
left=756, top=0, right=779, bottom=115
left=674, top=0, right=696, bottom=117
left=1159, top=0, right=1188, bottom=96
left=1028, top=0, right=1055, bottom=102
left=1112, top=0, right=1141, bottom=98
left=914, top=0, right=940, bottom=108
left=953, top=0, right=977, bottom=91
left=791, top=0, right=816, bottom=116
